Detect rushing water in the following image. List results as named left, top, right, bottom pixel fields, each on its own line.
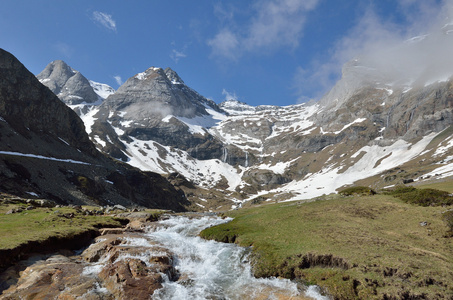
left=147, top=215, right=329, bottom=300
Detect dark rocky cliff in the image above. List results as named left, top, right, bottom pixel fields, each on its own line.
left=0, top=49, right=188, bottom=211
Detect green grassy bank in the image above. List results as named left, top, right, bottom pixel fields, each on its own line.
left=0, top=194, right=131, bottom=270
left=201, top=190, right=453, bottom=299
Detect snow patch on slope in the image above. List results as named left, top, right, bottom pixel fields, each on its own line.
left=72, top=106, right=100, bottom=134
left=0, top=151, right=91, bottom=165
left=279, top=133, right=437, bottom=201
left=176, top=108, right=227, bottom=135
left=89, top=80, right=115, bottom=99
left=120, top=136, right=242, bottom=190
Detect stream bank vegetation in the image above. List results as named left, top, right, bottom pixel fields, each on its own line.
left=0, top=192, right=166, bottom=271
left=201, top=184, right=453, bottom=299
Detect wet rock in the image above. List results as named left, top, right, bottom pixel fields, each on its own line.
left=0, top=254, right=113, bottom=299
left=126, top=220, right=146, bottom=231
left=81, top=235, right=123, bottom=263
left=1, top=230, right=180, bottom=299
left=99, top=258, right=163, bottom=299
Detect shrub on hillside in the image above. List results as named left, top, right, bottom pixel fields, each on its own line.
left=339, top=186, right=376, bottom=196
left=387, top=187, right=453, bottom=207
left=384, top=186, right=416, bottom=195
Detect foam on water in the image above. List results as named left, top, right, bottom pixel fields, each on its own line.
left=147, top=215, right=329, bottom=300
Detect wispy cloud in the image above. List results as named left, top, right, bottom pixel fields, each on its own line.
left=208, top=0, right=320, bottom=60
left=92, top=11, right=117, bottom=32
left=114, top=75, right=123, bottom=86
left=293, top=0, right=449, bottom=102
left=222, top=88, right=238, bottom=101
left=207, top=29, right=239, bottom=61
left=54, top=42, right=74, bottom=58
left=170, top=49, right=187, bottom=63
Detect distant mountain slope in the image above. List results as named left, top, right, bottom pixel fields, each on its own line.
left=0, top=49, right=188, bottom=211
left=89, top=80, right=115, bottom=100
left=62, top=64, right=453, bottom=209
left=35, top=25, right=453, bottom=210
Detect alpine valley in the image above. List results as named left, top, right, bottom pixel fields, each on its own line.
left=2, top=9, right=453, bottom=300
left=31, top=27, right=453, bottom=212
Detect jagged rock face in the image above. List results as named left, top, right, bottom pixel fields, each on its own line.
left=37, top=60, right=100, bottom=104
left=219, top=99, right=256, bottom=115
left=104, top=67, right=218, bottom=119
left=91, top=66, right=247, bottom=164
left=0, top=49, right=188, bottom=211
left=315, top=79, right=453, bottom=143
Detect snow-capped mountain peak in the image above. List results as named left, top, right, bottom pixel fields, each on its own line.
left=89, top=80, right=115, bottom=100
left=38, top=57, right=453, bottom=211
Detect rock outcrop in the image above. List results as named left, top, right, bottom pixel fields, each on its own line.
left=0, top=231, right=177, bottom=299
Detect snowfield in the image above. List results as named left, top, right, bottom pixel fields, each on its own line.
left=277, top=133, right=437, bottom=201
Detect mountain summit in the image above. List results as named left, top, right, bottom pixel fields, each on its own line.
left=85, top=66, right=248, bottom=169
left=104, top=66, right=219, bottom=119
left=37, top=60, right=113, bottom=105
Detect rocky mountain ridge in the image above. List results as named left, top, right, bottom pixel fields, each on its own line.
left=37, top=60, right=106, bottom=105
left=35, top=28, right=453, bottom=211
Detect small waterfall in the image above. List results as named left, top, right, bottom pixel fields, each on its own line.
left=222, top=147, right=228, bottom=163
left=245, top=151, right=249, bottom=167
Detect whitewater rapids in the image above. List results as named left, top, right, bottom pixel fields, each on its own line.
left=147, top=215, right=329, bottom=300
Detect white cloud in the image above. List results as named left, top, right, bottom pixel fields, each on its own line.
left=208, top=29, right=240, bottom=60
left=92, top=11, right=117, bottom=32
left=114, top=76, right=123, bottom=86
left=213, top=2, right=236, bottom=22
left=170, top=49, right=187, bottom=63
left=245, top=0, right=318, bottom=50
left=208, top=0, right=319, bottom=60
left=293, top=0, right=449, bottom=102
left=222, top=88, right=238, bottom=101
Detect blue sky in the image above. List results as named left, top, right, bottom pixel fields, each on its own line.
left=0, top=0, right=447, bottom=106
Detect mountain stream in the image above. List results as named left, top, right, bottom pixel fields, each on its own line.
left=0, top=215, right=330, bottom=299
left=148, top=215, right=328, bottom=300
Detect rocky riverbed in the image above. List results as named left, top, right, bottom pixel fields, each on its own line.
left=0, top=212, right=171, bottom=299
left=0, top=213, right=325, bottom=300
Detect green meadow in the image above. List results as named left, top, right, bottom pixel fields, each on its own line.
left=201, top=187, right=453, bottom=299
